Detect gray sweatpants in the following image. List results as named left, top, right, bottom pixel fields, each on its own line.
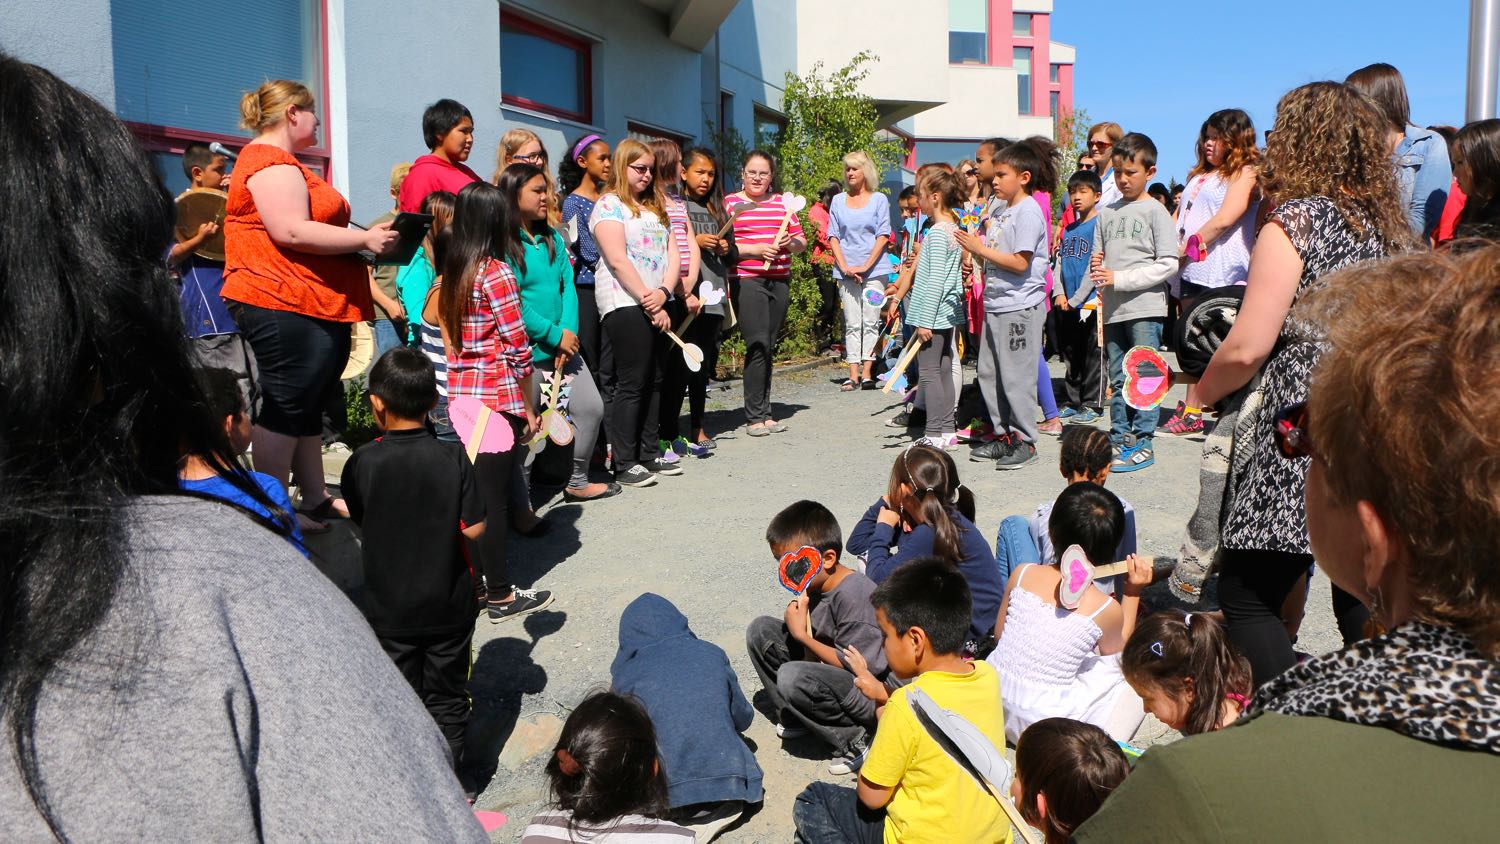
left=978, top=304, right=1042, bottom=444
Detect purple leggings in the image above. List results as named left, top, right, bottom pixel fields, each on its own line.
left=1037, top=350, right=1058, bottom=420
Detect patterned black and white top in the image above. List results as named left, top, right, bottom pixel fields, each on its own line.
left=1222, top=197, right=1391, bottom=554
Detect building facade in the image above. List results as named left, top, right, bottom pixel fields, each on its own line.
left=1, top=0, right=1074, bottom=222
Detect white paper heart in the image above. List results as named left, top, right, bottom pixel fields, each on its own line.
left=698, top=281, right=726, bottom=306
left=783, top=193, right=808, bottom=214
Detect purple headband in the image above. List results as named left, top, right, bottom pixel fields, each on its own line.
left=571, top=134, right=603, bottom=160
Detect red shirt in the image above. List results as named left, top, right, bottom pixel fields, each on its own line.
left=222, top=144, right=371, bottom=322
left=399, top=154, right=481, bottom=213
left=726, top=191, right=805, bottom=281
left=808, top=202, right=834, bottom=266
left=1435, top=178, right=1467, bottom=246
left=445, top=258, right=535, bottom=417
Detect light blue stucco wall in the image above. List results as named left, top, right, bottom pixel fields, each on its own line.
left=0, top=0, right=116, bottom=108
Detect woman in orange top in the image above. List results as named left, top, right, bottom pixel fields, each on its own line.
left=222, top=80, right=397, bottom=531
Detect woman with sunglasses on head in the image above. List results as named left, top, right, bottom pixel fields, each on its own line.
left=1085, top=121, right=1125, bottom=207
left=727, top=150, right=806, bottom=436
left=1077, top=246, right=1500, bottom=844
left=1192, top=82, right=1414, bottom=688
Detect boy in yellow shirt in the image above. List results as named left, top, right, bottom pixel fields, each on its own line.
left=792, top=557, right=1011, bottom=844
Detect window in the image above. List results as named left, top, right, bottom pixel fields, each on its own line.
left=1014, top=47, right=1033, bottom=114
left=948, top=0, right=987, bottom=65
left=753, top=107, right=785, bottom=150
left=627, top=121, right=691, bottom=149
left=718, top=90, right=735, bottom=134
left=110, top=0, right=328, bottom=184
left=501, top=12, right=592, bottom=123
left=1050, top=91, right=1060, bottom=117
left=1050, top=63, right=1061, bottom=83
left=1013, top=13, right=1032, bottom=37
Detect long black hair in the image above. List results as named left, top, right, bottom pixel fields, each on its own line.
left=683, top=146, right=726, bottom=225
left=439, top=181, right=510, bottom=340
left=496, top=162, right=556, bottom=274
left=0, top=53, right=291, bottom=838
left=546, top=692, right=670, bottom=827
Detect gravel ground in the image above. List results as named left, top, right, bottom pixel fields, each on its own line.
left=309, top=355, right=1347, bottom=842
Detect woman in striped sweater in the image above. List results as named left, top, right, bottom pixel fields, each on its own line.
left=904, top=170, right=968, bottom=448
left=725, top=150, right=806, bottom=436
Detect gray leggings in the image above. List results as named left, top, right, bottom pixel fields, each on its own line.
left=527, top=355, right=605, bottom=489
left=916, top=328, right=956, bottom=436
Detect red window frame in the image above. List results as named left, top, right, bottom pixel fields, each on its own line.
left=123, top=0, right=332, bottom=181
left=501, top=11, right=593, bottom=124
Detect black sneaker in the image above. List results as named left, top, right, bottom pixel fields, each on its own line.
left=969, top=437, right=1014, bottom=462
left=616, top=465, right=657, bottom=487
left=885, top=408, right=912, bottom=428
left=996, top=440, right=1039, bottom=470
left=487, top=588, right=554, bottom=623
left=828, top=738, right=869, bottom=775
left=909, top=407, right=927, bottom=428
left=647, top=458, right=684, bottom=476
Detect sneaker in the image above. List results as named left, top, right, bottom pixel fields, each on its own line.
left=487, top=587, right=554, bottom=623
left=775, top=721, right=810, bottom=739
left=1111, top=443, right=1156, bottom=473
left=616, top=465, right=658, bottom=487
left=1057, top=407, right=1078, bottom=420
left=915, top=435, right=946, bottom=449
left=671, top=437, right=692, bottom=455
left=996, top=440, right=1039, bottom=470
left=1037, top=417, right=1064, bottom=436
left=969, top=437, right=1014, bottom=462
left=956, top=417, right=990, bottom=442
left=828, top=740, right=869, bottom=776
left=656, top=447, right=682, bottom=465
left=647, top=457, right=684, bottom=476
left=885, top=408, right=912, bottom=428
left=1165, top=410, right=1204, bottom=435
left=1068, top=408, right=1101, bottom=425
left=941, top=433, right=961, bottom=451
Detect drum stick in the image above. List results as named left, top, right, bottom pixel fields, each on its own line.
left=882, top=336, right=923, bottom=394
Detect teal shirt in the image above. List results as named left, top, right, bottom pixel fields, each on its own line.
left=905, top=222, right=965, bottom=330
left=394, top=245, right=437, bottom=343
left=506, top=228, right=578, bottom=366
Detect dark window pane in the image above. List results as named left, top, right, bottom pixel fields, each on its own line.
left=502, top=28, right=584, bottom=116
left=949, top=32, right=987, bottom=64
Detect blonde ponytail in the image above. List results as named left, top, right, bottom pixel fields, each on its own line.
left=239, top=80, right=314, bottom=133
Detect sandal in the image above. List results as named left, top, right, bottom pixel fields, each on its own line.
left=840, top=378, right=859, bottom=392
left=564, top=482, right=623, bottom=502
left=297, top=496, right=347, bottom=521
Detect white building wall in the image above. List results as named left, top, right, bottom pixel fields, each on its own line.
left=0, top=0, right=117, bottom=108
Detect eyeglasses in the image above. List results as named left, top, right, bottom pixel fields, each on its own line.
left=1273, top=401, right=1317, bottom=461
left=627, top=163, right=653, bottom=176
left=513, top=152, right=545, bottom=164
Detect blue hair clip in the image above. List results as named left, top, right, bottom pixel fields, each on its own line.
left=1150, top=641, right=1164, bottom=657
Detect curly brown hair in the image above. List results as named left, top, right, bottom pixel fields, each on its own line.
left=1258, top=82, right=1413, bottom=249
left=1298, top=245, right=1500, bottom=658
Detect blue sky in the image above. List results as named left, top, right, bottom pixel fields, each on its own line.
left=1056, top=1, right=1487, bottom=184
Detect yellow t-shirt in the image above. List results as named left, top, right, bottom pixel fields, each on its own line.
left=861, top=661, right=1011, bottom=844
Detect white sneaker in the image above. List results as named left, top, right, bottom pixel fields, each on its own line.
left=914, top=435, right=945, bottom=449
left=776, top=721, right=810, bottom=739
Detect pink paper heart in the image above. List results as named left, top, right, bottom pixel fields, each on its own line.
left=474, top=810, right=507, bottom=832
left=1068, top=560, right=1089, bottom=594
left=1137, top=375, right=1166, bottom=395
left=449, top=396, right=515, bottom=455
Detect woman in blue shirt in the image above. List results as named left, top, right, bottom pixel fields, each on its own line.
left=828, top=151, right=894, bottom=390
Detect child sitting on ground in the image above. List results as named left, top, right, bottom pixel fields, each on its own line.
left=793, top=558, right=1011, bottom=844
left=520, top=691, right=694, bottom=843
left=339, top=347, right=486, bottom=769
left=612, top=593, right=762, bottom=840
left=178, top=367, right=304, bottom=554
left=1012, top=718, right=1131, bottom=844
left=1121, top=612, right=1253, bottom=735
left=987, top=483, right=1152, bottom=744
left=996, top=426, right=1139, bottom=589
left=747, top=501, right=889, bottom=776
left=852, top=444, right=1002, bottom=651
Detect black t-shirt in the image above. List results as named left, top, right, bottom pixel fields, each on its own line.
left=340, top=427, right=485, bottom=637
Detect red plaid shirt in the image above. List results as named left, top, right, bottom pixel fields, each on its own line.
left=446, top=257, right=534, bottom=416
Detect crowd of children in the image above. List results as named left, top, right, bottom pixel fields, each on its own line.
left=144, top=62, right=1500, bottom=844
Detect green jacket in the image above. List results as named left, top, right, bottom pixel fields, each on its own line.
left=1073, top=712, right=1500, bottom=842
left=505, top=228, right=577, bottom=367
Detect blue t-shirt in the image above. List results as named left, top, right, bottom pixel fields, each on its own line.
left=180, top=471, right=307, bottom=556
left=175, top=253, right=236, bottom=338
left=1059, top=216, right=1099, bottom=304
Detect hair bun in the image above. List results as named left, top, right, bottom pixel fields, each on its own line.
left=238, top=91, right=263, bottom=132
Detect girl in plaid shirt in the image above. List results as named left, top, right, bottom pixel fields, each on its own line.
left=439, top=181, right=554, bottom=623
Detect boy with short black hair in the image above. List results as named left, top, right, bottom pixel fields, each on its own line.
left=792, top=557, right=1010, bottom=844
left=747, top=500, right=889, bottom=776
left=340, top=347, right=485, bottom=769
left=1084, top=133, right=1178, bottom=473
left=169, top=143, right=258, bottom=414
left=399, top=98, right=479, bottom=212
left=1057, top=169, right=1106, bottom=422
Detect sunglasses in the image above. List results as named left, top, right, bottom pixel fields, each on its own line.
left=627, top=163, right=653, bottom=175
left=962, top=168, right=978, bottom=177
left=1087, top=140, right=1111, bottom=149
left=1273, top=401, right=1317, bottom=461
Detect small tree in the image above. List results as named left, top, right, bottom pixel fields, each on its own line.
left=1052, top=106, right=1092, bottom=218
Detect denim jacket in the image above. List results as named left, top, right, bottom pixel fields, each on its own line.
left=1396, top=125, right=1452, bottom=241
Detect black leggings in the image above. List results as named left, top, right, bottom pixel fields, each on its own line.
left=659, top=310, right=723, bottom=440
left=472, top=415, right=524, bottom=602
left=1218, top=547, right=1370, bottom=688
left=603, top=306, right=664, bottom=469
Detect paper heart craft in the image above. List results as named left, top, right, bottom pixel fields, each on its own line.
left=546, top=407, right=574, bottom=445
left=778, top=545, right=822, bottom=594
left=781, top=193, right=808, bottom=215
left=698, top=281, right=726, bottom=306
left=1058, top=544, right=1095, bottom=610
left=1122, top=346, right=1174, bottom=410
left=449, top=396, right=515, bottom=458
left=864, top=288, right=886, bottom=307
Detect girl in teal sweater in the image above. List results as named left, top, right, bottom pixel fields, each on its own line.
left=906, top=170, right=967, bottom=447
left=498, top=163, right=618, bottom=501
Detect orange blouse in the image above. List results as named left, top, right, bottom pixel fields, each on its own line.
left=222, top=144, right=371, bottom=322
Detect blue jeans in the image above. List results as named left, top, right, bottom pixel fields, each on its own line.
left=1104, top=317, right=1164, bottom=447
left=792, top=782, right=884, bottom=844
left=994, top=515, right=1041, bottom=586
left=371, top=318, right=404, bottom=359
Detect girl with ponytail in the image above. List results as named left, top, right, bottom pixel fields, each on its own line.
left=861, top=444, right=1002, bottom=647
left=1121, top=611, right=1253, bottom=735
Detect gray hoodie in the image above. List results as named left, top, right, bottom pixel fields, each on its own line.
left=1077, top=197, right=1179, bottom=324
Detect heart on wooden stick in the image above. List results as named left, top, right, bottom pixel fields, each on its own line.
left=698, top=281, right=725, bottom=306
left=450, top=396, right=516, bottom=463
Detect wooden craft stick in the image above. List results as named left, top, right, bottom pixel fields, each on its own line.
left=716, top=201, right=757, bottom=237
left=466, top=405, right=491, bottom=464
left=1092, top=556, right=1154, bottom=578
left=881, top=337, right=923, bottom=394
left=997, top=793, right=1043, bottom=844
left=761, top=210, right=795, bottom=270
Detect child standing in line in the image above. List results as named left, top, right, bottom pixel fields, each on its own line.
left=178, top=367, right=305, bottom=554
left=1012, top=719, right=1131, bottom=844
left=903, top=170, right=967, bottom=449
left=1083, top=133, right=1179, bottom=473
left=956, top=139, right=1056, bottom=471
left=651, top=139, right=703, bottom=462
left=792, top=559, right=1011, bottom=844
left=1056, top=169, right=1105, bottom=422
left=521, top=692, right=695, bottom=843
left=987, top=483, right=1151, bottom=744
left=369, top=162, right=412, bottom=355
left=340, top=348, right=486, bottom=768
left=395, top=190, right=456, bottom=345
left=747, top=501, right=889, bottom=776
left=1121, top=612, right=1254, bottom=736
left=675, top=148, right=736, bottom=450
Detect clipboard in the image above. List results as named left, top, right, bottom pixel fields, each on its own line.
left=355, top=212, right=433, bottom=266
